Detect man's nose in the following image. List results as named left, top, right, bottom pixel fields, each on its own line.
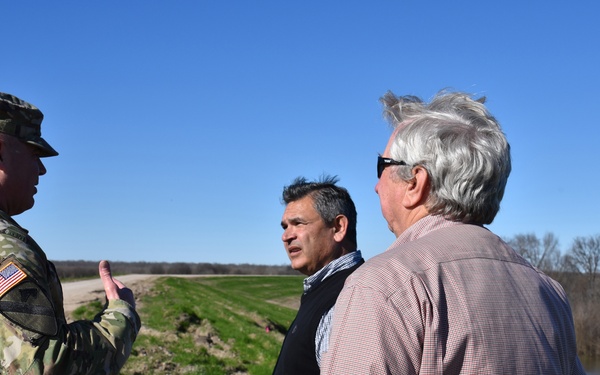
left=38, top=159, right=47, bottom=176
left=282, top=228, right=294, bottom=242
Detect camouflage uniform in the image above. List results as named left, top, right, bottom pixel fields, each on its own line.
left=0, top=93, right=140, bottom=374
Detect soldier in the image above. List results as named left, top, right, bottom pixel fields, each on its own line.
left=0, top=92, right=140, bottom=374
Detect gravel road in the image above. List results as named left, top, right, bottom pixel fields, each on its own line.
left=61, top=274, right=159, bottom=317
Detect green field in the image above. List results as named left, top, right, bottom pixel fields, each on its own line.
left=74, top=276, right=303, bottom=374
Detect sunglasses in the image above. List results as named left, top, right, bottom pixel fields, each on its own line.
left=377, top=155, right=407, bottom=178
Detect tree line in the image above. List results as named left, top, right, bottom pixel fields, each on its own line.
left=504, top=232, right=600, bottom=359
left=52, top=232, right=600, bottom=359
left=52, top=260, right=300, bottom=279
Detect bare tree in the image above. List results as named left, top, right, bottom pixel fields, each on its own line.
left=568, top=234, right=600, bottom=291
left=508, top=232, right=562, bottom=271
left=508, top=233, right=540, bottom=265
left=539, top=233, right=561, bottom=271
left=557, top=254, right=579, bottom=274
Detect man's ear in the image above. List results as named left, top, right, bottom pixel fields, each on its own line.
left=402, top=166, right=429, bottom=208
left=332, top=215, right=349, bottom=243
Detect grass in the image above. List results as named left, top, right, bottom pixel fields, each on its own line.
left=105, top=276, right=304, bottom=375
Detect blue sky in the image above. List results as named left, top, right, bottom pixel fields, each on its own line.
left=2, top=1, right=598, bottom=265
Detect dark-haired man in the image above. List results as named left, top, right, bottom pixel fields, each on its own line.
left=273, top=175, right=363, bottom=375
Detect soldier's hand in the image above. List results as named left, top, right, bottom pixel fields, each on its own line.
left=99, top=260, right=136, bottom=309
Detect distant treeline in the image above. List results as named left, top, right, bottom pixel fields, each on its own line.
left=52, top=260, right=301, bottom=279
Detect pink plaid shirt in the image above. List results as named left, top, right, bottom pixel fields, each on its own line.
left=321, top=216, right=584, bottom=375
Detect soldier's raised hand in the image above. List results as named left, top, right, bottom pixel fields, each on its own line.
left=99, top=260, right=136, bottom=309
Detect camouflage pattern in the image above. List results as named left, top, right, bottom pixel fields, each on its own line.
left=0, top=210, right=140, bottom=374
left=0, top=93, right=58, bottom=157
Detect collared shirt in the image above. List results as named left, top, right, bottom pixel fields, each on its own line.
left=302, top=250, right=363, bottom=367
left=322, top=215, right=584, bottom=375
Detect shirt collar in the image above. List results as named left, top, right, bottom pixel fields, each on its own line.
left=303, top=250, right=363, bottom=293
left=390, top=215, right=463, bottom=249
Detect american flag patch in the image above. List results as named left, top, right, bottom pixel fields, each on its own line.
left=0, top=262, right=27, bottom=297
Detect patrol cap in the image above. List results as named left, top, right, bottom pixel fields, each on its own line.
left=0, top=92, right=58, bottom=157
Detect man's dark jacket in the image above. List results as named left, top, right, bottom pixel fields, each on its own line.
left=272, top=261, right=363, bottom=375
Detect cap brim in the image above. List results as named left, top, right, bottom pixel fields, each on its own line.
left=26, top=138, right=59, bottom=157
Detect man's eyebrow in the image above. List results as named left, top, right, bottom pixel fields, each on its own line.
left=281, top=216, right=304, bottom=226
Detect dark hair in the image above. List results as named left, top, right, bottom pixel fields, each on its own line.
left=282, top=175, right=358, bottom=248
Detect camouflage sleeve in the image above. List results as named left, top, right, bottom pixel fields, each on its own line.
left=0, top=262, right=141, bottom=374
left=0, top=217, right=141, bottom=374
left=26, top=300, right=141, bottom=374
